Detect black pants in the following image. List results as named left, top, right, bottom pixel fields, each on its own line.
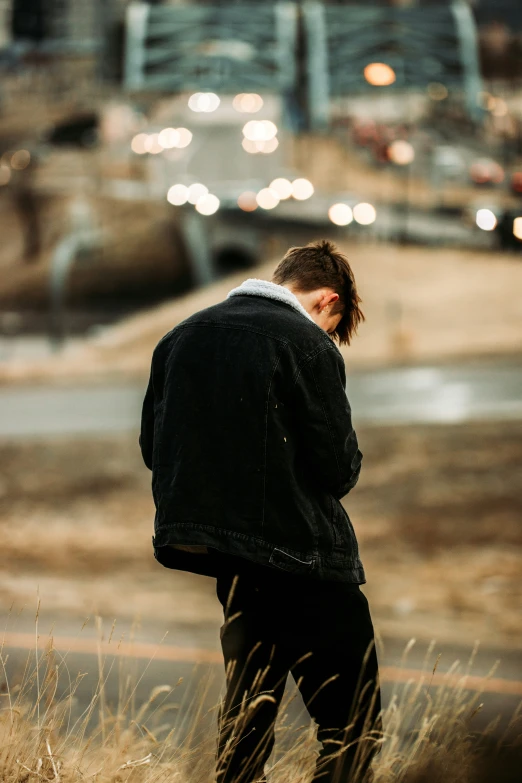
left=215, top=557, right=382, bottom=783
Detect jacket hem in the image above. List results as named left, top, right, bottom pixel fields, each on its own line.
left=152, top=523, right=366, bottom=584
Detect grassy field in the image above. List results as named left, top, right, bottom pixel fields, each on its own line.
left=0, top=420, right=520, bottom=649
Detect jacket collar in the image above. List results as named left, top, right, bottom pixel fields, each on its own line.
left=227, top=278, right=315, bottom=325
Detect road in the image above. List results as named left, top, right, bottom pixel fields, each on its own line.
left=0, top=359, right=521, bottom=438
left=2, top=610, right=521, bottom=748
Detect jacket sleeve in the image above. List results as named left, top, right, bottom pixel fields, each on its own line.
left=139, top=370, right=155, bottom=471
left=292, top=346, right=362, bottom=499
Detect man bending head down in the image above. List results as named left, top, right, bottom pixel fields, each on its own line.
left=140, top=240, right=381, bottom=783
left=271, top=239, right=364, bottom=343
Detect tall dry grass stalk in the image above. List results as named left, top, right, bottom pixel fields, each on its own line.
left=1, top=609, right=521, bottom=783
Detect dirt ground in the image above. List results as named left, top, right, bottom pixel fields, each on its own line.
left=1, top=420, right=520, bottom=650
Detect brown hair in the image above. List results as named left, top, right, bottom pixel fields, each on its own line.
left=271, top=239, right=364, bottom=345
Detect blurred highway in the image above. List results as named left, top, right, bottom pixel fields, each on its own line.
left=0, top=359, right=521, bottom=437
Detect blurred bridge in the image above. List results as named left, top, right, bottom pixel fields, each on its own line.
left=124, top=1, right=483, bottom=127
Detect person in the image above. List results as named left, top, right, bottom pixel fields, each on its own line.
left=140, top=240, right=382, bottom=782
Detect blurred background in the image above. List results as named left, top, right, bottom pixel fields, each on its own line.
left=0, top=0, right=521, bottom=744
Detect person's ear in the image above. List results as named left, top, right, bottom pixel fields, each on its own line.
left=328, top=292, right=340, bottom=306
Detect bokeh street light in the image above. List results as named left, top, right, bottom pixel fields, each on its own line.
left=243, top=120, right=278, bottom=141
left=176, top=128, right=193, bottom=148
left=187, top=184, right=208, bottom=204
left=242, top=137, right=279, bottom=154
left=195, top=193, right=220, bottom=215
left=388, top=140, right=415, bottom=166
left=167, top=184, right=189, bottom=206
left=233, top=94, right=264, bottom=113
left=270, top=178, right=293, bottom=200
left=364, top=62, right=396, bottom=87
left=470, top=158, right=504, bottom=186
left=328, top=203, right=353, bottom=226
left=188, top=92, right=220, bottom=112
left=512, top=217, right=522, bottom=240
left=256, top=188, right=280, bottom=210
left=132, top=128, right=192, bottom=154
left=291, top=178, right=314, bottom=201
left=353, top=202, right=377, bottom=225
left=237, top=191, right=258, bottom=212
left=475, top=208, right=497, bottom=231
left=158, top=128, right=180, bottom=149
left=144, top=134, right=163, bottom=154
left=131, top=133, right=148, bottom=154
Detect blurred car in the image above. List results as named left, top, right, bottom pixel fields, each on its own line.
left=46, top=113, right=99, bottom=149
left=432, top=145, right=466, bottom=180
left=469, top=157, right=505, bottom=186
left=496, top=208, right=522, bottom=252
left=510, top=170, right=522, bottom=196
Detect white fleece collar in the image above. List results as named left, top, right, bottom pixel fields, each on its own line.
left=227, top=278, right=316, bottom=325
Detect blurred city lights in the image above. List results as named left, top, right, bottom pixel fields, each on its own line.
left=256, top=188, right=280, bottom=210
left=291, top=178, right=314, bottom=201
left=242, top=137, right=279, bottom=155
left=259, top=137, right=278, bottom=154
left=363, top=62, right=396, bottom=87
left=237, top=191, right=258, bottom=212
left=0, top=165, right=11, bottom=186
left=176, top=128, right=193, bottom=148
left=243, top=120, right=278, bottom=142
left=427, top=82, right=448, bottom=101
left=144, top=133, right=163, bottom=154
left=475, top=208, right=497, bottom=231
left=470, top=159, right=504, bottom=185
left=269, top=178, right=293, bottom=200
left=512, top=217, right=522, bottom=240
left=188, top=92, right=220, bottom=112
left=388, top=140, right=415, bottom=165
left=512, top=172, right=522, bottom=194
left=328, top=203, right=353, bottom=226
left=167, top=184, right=189, bottom=206
left=353, top=203, right=377, bottom=225
left=195, top=193, right=220, bottom=215
left=158, top=127, right=180, bottom=149
left=233, top=93, right=264, bottom=113
left=187, top=183, right=209, bottom=204
left=242, top=138, right=259, bottom=154
left=10, top=149, right=31, bottom=170
left=131, top=133, right=148, bottom=154
left=133, top=129, right=192, bottom=154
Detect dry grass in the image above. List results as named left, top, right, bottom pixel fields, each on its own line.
left=0, top=609, right=521, bottom=783
left=0, top=420, right=521, bottom=647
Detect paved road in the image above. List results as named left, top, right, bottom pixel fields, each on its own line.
left=0, top=359, right=521, bottom=438
left=2, top=611, right=521, bottom=747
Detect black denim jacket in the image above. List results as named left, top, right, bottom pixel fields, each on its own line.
left=140, top=292, right=365, bottom=583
